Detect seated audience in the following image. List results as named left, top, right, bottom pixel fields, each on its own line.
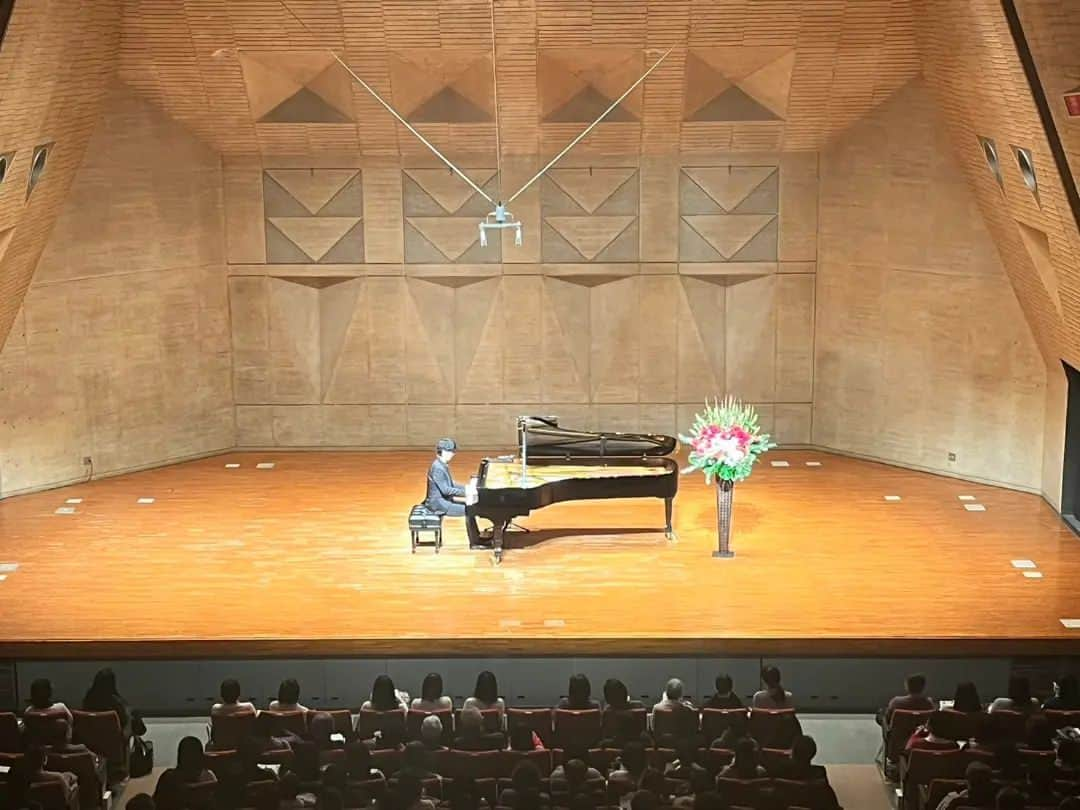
left=1024, top=758, right=1061, bottom=807
left=653, top=678, right=695, bottom=712
left=14, top=745, right=78, bottom=803
left=1055, top=738, right=1080, bottom=779
left=551, top=747, right=604, bottom=786
left=212, top=678, right=256, bottom=717
left=771, top=734, right=827, bottom=781
left=936, top=761, right=996, bottom=810
left=462, top=671, right=505, bottom=721
left=411, top=673, right=453, bottom=712
left=604, top=678, right=642, bottom=710
left=399, top=741, right=438, bottom=781
left=83, top=667, right=131, bottom=733
left=252, top=710, right=299, bottom=752
left=558, top=674, right=600, bottom=710
left=1045, top=674, right=1080, bottom=711
left=39, top=716, right=95, bottom=758
left=664, top=738, right=707, bottom=782
left=499, top=760, right=550, bottom=810
left=995, top=786, right=1025, bottom=810
left=420, top=715, right=446, bottom=750
left=1025, top=713, right=1056, bottom=750
left=394, top=772, right=436, bottom=810
left=363, top=674, right=409, bottom=712
left=217, top=735, right=278, bottom=807
left=989, top=676, right=1038, bottom=713
left=884, top=674, right=934, bottom=726
left=719, top=737, right=767, bottom=779
left=639, top=769, right=673, bottom=806
left=610, top=741, right=649, bottom=794
left=953, top=681, right=984, bottom=713
left=153, top=768, right=187, bottom=810
left=26, top=678, right=73, bottom=725
left=906, top=711, right=960, bottom=753
left=270, top=678, right=310, bottom=713
left=345, top=740, right=386, bottom=783
left=752, top=666, right=793, bottom=710
left=704, top=674, right=743, bottom=710
left=308, top=711, right=345, bottom=762
left=126, top=794, right=156, bottom=810
left=453, top=706, right=505, bottom=750
left=175, top=736, right=216, bottom=784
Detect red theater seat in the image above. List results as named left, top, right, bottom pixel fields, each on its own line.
left=209, top=710, right=256, bottom=750
left=652, top=706, right=700, bottom=745
left=701, top=708, right=748, bottom=746
left=355, top=709, right=406, bottom=741
left=407, top=708, right=453, bottom=743
left=748, top=708, right=800, bottom=749
left=507, top=708, right=553, bottom=747
left=886, top=710, right=934, bottom=764
left=72, top=710, right=125, bottom=773
left=553, top=709, right=602, bottom=750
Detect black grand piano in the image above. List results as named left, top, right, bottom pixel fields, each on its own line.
left=469, top=416, right=679, bottom=563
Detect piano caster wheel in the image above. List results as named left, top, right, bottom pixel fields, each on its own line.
left=665, top=528, right=677, bottom=542
left=493, top=550, right=503, bottom=565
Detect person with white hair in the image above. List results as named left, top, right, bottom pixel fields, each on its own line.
left=420, top=715, right=446, bottom=751
left=653, top=678, right=695, bottom=712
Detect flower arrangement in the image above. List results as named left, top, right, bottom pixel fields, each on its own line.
left=679, top=396, right=776, bottom=484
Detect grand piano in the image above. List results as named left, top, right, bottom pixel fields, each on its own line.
left=468, top=416, right=679, bottom=563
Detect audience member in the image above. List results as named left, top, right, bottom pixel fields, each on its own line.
left=1024, top=758, right=1061, bottom=807
left=39, top=716, right=94, bottom=757
left=412, top=673, right=453, bottom=712
left=420, top=715, right=446, bottom=750
left=719, top=737, right=767, bottom=779
left=153, top=768, right=187, bottom=810
left=989, top=676, right=1038, bottom=713
left=1045, top=674, right=1080, bottom=711
left=15, top=745, right=78, bottom=804
left=1025, top=713, right=1056, bottom=750
left=772, top=734, right=827, bottom=781
left=665, top=737, right=707, bottom=782
left=500, top=759, right=550, bottom=810
left=82, top=667, right=131, bottom=732
left=603, top=678, right=642, bottom=710
left=175, top=736, right=216, bottom=784
left=884, top=674, right=934, bottom=726
left=954, top=681, right=984, bottom=713
left=752, top=667, right=793, bottom=710
left=453, top=705, right=505, bottom=750
left=25, top=678, right=73, bottom=725
left=270, top=678, right=309, bottom=713
left=212, top=678, right=256, bottom=717
left=1055, top=739, right=1080, bottom=780
left=345, top=740, right=386, bottom=783
left=363, top=674, right=409, bottom=712
left=653, top=679, right=695, bottom=712
left=558, top=674, right=600, bottom=710
left=995, top=786, right=1025, bottom=810
left=126, top=794, right=156, bottom=810
left=551, top=748, right=603, bottom=790
left=906, top=712, right=960, bottom=753
left=704, top=674, right=743, bottom=710
left=399, top=741, right=438, bottom=781
left=610, top=741, right=649, bottom=794
left=395, top=772, right=437, bottom=810
left=463, top=671, right=505, bottom=720
left=936, top=761, right=995, bottom=810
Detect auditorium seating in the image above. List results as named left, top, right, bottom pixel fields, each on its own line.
left=6, top=669, right=1080, bottom=810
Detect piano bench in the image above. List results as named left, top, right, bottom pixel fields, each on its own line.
left=408, top=504, right=443, bottom=553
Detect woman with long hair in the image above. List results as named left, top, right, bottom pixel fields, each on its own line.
left=411, top=672, right=452, bottom=711
left=463, top=670, right=505, bottom=721
left=953, top=681, right=982, bottom=713
left=558, top=674, right=599, bottom=710
left=364, top=674, right=408, bottom=712
left=752, top=666, right=793, bottom=709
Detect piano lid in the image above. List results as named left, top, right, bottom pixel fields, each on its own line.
left=517, top=415, right=677, bottom=457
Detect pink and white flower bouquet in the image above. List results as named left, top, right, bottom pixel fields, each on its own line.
left=679, top=396, right=776, bottom=483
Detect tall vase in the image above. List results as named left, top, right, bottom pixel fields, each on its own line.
left=713, top=478, right=736, bottom=558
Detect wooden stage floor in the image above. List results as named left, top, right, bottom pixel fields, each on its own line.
left=1, top=449, right=1078, bottom=659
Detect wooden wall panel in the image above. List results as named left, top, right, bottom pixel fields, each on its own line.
left=0, top=85, right=234, bottom=497
left=0, top=1, right=121, bottom=351
left=814, top=79, right=1046, bottom=489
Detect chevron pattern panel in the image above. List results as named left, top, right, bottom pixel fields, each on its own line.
left=541, top=168, right=640, bottom=264
left=263, top=170, right=364, bottom=264
left=403, top=168, right=502, bottom=264
left=679, top=166, right=779, bottom=262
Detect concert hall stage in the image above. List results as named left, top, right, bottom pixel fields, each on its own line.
left=1, top=449, right=1078, bottom=660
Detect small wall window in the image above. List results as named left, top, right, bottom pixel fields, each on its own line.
left=27, top=143, right=51, bottom=199
left=978, top=136, right=1004, bottom=191
left=1012, top=145, right=1039, bottom=203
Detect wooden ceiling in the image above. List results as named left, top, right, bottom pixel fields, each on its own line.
left=115, top=0, right=921, bottom=158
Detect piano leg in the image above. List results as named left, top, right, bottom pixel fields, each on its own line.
left=664, top=497, right=675, bottom=540
left=492, top=521, right=507, bottom=565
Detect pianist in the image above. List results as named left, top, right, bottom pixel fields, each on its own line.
left=425, top=438, right=484, bottom=548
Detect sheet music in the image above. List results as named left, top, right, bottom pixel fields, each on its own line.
left=465, top=477, right=478, bottom=505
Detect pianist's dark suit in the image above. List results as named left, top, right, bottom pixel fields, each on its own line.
left=425, top=458, right=482, bottom=546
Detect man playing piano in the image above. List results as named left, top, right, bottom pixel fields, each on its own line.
left=425, top=438, right=485, bottom=549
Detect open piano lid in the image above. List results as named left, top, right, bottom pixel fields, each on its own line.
left=518, top=415, right=677, bottom=457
